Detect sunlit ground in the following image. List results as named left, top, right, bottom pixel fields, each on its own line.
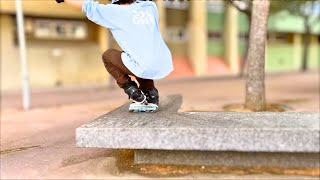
left=1, top=71, right=319, bottom=179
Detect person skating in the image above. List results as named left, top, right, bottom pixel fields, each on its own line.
left=56, top=0, right=173, bottom=112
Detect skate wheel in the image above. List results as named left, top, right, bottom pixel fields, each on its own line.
left=145, top=109, right=157, bottom=113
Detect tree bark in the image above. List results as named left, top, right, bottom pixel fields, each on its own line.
left=245, top=0, right=270, bottom=111
left=302, top=16, right=311, bottom=72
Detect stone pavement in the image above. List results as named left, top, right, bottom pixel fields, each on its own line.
left=1, top=72, right=319, bottom=179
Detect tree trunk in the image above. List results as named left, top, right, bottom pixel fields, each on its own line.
left=302, top=17, right=311, bottom=72
left=245, top=0, right=270, bottom=111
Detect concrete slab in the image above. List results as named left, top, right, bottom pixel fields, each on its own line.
left=134, top=150, right=320, bottom=168
left=76, top=95, right=320, bottom=152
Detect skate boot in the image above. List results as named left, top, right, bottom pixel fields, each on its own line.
left=123, top=81, right=148, bottom=112
left=142, top=88, right=159, bottom=112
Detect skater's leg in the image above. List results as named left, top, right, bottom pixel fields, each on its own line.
left=102, top=49, right=146, bottom=103
left=136, top=78, right=159, bottom=107
left=102, top=49, right=134, bottom=88
left=136, top=78, right=155, bottom=90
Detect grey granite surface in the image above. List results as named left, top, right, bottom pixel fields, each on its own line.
left=76, top=95, right=320, bottom=152
left=134, top=150, right=320, bottom=168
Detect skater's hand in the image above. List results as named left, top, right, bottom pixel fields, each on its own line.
left=56, top=0, right=64, bottom=3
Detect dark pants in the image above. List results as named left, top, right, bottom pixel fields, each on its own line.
left=102, top=49, right=155, bottom=89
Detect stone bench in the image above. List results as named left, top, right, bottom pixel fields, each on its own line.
left=76, top=95, right=320, bottom=168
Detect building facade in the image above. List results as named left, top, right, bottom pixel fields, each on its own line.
left=1, top=0, right=319, bottom=91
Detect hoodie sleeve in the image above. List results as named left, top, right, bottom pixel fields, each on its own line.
left=82, top=0, right=119, bottom=29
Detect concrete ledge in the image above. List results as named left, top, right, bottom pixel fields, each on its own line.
left=134, top=150, right=320, bottom=168
left=76, top=95, right=320, bottom=152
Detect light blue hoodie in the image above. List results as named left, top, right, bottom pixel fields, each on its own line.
left=82, top=0, right=173, bottom=79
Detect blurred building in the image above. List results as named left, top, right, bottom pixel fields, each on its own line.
left=1, top=0, right=319, bottom=91
left=267, top=11, right=319, bottom=72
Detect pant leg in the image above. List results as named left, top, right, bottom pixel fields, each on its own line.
left=136, top=77, right=155, bottom=90
left=102, top=49, right=134, bottom=88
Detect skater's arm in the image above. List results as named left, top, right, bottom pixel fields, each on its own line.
left=57, top=0, right=120, bottom=29
left=82, top=0, right=119, bottom=29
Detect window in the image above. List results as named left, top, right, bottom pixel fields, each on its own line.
left=239, top=32, right=249, bottom=42
left=208, top=31, right=223, bottom=41
left=34, top=19, right=87, bottom=40
left=268, top=33, right=293, bottom=43
left=166, top=27, right=188, bottom=43
left=20, top=17, right=88, bottom=41
left=165, top=0, right=189, bottom=10
left=207, top=0, right=224, bottom=13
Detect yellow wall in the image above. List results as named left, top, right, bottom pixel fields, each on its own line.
left=224, top=1, right=239, bottom=74
left=188, top=0, right=207, bottom=76
left=292, top=34, right=319, bottom=69
left=1, top=14, right=108, bottom=92
left=293, top=33, right=303, bottom=69
left=166, top=8, right=188, bottom=56
left=0, top=0, right=85, bottom=19
left=1, top=15, right=21, bottom=91
left=309, top=35, right=320, bottom=68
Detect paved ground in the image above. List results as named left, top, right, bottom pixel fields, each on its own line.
left=1, top=71, right=319, bottom=179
